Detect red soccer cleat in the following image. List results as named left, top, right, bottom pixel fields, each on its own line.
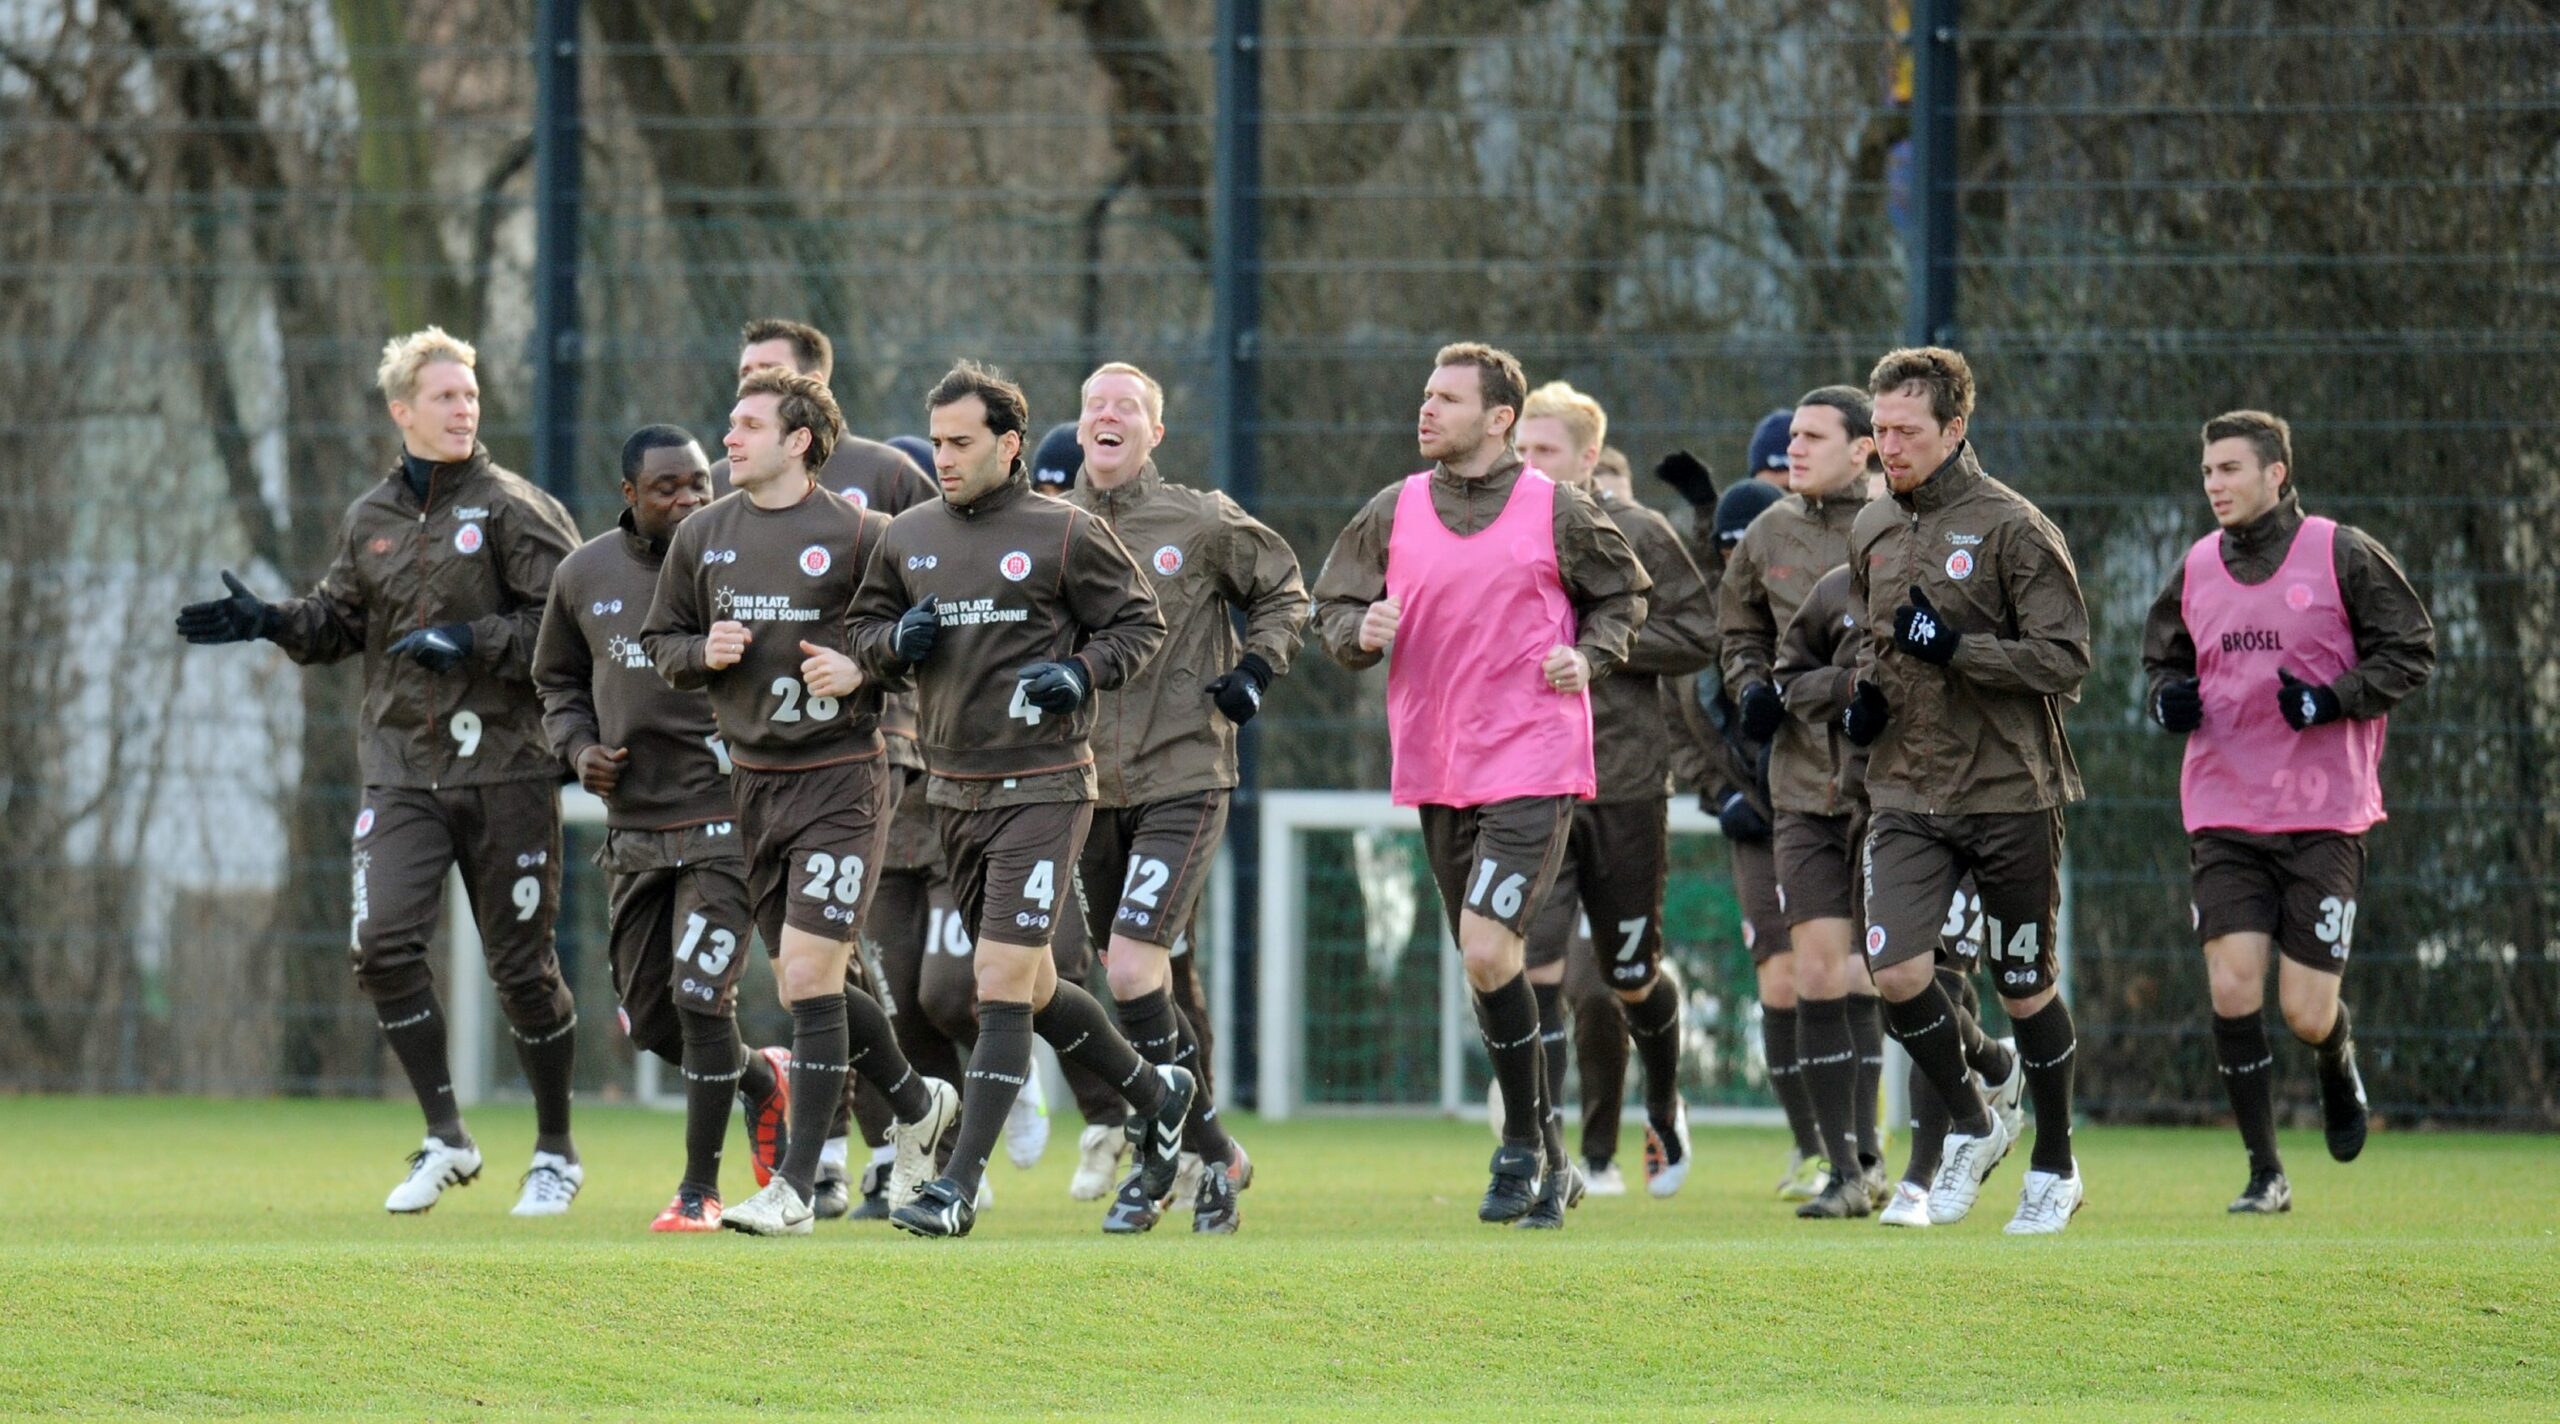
left=650, top=1187, right=722, bottom=1233
left=749, top=1045, right=792, bottom=1187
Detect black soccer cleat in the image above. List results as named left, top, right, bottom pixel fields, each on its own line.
left=846, top=1155, right=891, bottom=1221
left=1126, top=1065, right=1197, bottom=1205
left=1193, top=1154, right=1243, bottom=1235
left=889, top=1176, right=976, bottom=1239
left=1795, top=1173, right=1872, bottom=1220
left=2228, top=1168, right=2292, bottom=1215
left=1479, top=1144, right=1545, bottom=1224
left=1514, top=1160, right=1574, bottom=1230
left=1102, top=1169, right=1168, bottom=1235
left=812, top=1167, right=852, bottom=1222
left=2320, top=1044, right=2369, bottom=1163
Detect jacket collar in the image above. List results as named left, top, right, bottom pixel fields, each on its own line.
left=1803, top=476, right=1877, bottom=521
left=947, top=465, right=1032, bottom=519
left=615, top=508, right=671, bottom=567
left=1083, top=460, right=1161, bottom=512
left=385, top=444, right=492, bottom=514
left=1894, top=441, right=1983, bottom=516
left=1433, top=451, right=1523, bottom=491
left=2223, top=485, right=2304, bottom=562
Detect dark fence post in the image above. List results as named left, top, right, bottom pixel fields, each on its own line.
left=532, top=0, right=582, bottom=513
left=1212, top=0, right=1265, bottom=1107
left=1908, top=0, right=1959, bottom=346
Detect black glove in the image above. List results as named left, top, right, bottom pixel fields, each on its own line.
left=175, top=570, right=279, bottom=645
left=1204, top=652, right=1274, bottom=726
left=1652, top=450, right=1719, bottom=509
left=2276, top=668, right=2342, bottom=731
left=1714, top=790, right=1771, bottom=845
left=1015, top=659, right=1090, bottom=713
left=1737, top=681, right=1786, bottom=741
left=1892, top=585, right=1960, bottom=666
left=2153, top=677, right=2203, bottom=734
left=1841, top=679, right=1890, bottom=746
left=891, top=595, right=939, bottom=665
left=386, top=623, right=474, bottom=674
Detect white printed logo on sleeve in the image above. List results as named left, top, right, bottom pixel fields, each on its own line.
left=454, top=522, right=484, bottom=555
left=1944, top=548, right=1974, bottom=581
left=999, top=550, right=1033, bottom=582
left=799, top=545, right=832, bottom=577
left=1152, top=545, right=1185, bottom=577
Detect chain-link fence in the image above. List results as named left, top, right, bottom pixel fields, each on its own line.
left=4, top=2, right=2552, bottom=1125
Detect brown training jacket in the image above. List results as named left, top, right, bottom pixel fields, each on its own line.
left=848, top=469, right=1167, bottom=809
left=712, top=434, right=936, bottom=515
left=1066, top=461, right=1309, bottom=807
left=268, top=445, right=581, bottom=789
left=642, top=483, right=891, bottom=772
left=1589, top=487, right=1717, bottom=802
left=1661, top=494, right=1758, bottom=815
left=2139, top=484, right=2435, bottom=718
left=1773, top=563, right=1868, bottom=814
left=1310, top=452, right=1651, bottom=677
left=533, top=510, right=735, bottom=831
left=1848, top=442, right=2089, bottom=815
left=1721, top=481, right=1876, bottom=813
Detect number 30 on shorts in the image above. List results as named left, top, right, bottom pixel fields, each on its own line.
left=800, top=852, right=867, bottom=905
left=2314, top=896, right=2357, bottom=958
left=1466, top=859, right=1528, bottom=919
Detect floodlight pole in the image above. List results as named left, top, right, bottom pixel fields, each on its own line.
left=531, top=0, right=583, bottom=516
left=1907, top=0, right=1960, bottom=346
left=1212, top=0, right=1266, bottom=1107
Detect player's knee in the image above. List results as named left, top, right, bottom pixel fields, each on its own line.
left=1868, top=954, right=1936, bottom=1003
left=352, top=952, right=433, bottom=1005
left=1103, top=946, right=1161, bottom=1001
left=498, top=979, right=574, bottom=1039
left=2277, top=987, right=2336, bottom=1043
left=775, top=956, right=836, bottom=1004
left=2206, top=962, right=2263, bottom=1018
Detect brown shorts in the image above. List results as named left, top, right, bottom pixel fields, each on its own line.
left=1773, top=811, right=1858, bottom=926
left=939, top=799, right=1093, bottom=948
left=1731, top=834, right=1790, bottom=965
left=349, top=781, right=570, bottom=1033
left=2191, top=829, right=2366, bottom=974
left=1418, top=796, right=1574, bottom=940
left=1523, top=799, right=1668, bottom=990
left=1081, top=791, right=1230, bottom=950
left=733, top=757, right=892, bottom=946
left=1863, top=807, right=2063, bottom=997
left=599, top=822, right=753, bottom=1049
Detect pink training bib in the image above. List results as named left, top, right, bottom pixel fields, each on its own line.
left=1384, top=468, right=1596, bottom=807
left=2180, top=516, right=2387, bottom=834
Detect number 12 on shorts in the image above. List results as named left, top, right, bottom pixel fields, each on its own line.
left=1467, top=859, right=1527, bottom=919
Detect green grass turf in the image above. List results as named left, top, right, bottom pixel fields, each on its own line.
left=0, top=1099, right=2548, bottom=1421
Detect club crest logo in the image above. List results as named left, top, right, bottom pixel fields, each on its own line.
left=999, top=550, right=1033, bottom=582
left=353, top=807, right=375, bottom=839
left=1944, top=548, right=1974, bottom=581
left=369, top=537, right=394, bottom=556
left=2285, top=582, right=2315, bottom=612
left=840, top=486, right=870, bottom=509
left=799, top=545, right=832, bottom=577
left=1865, top=925, right=1888, bottom=956
left=1152, top=545, right=1185, bottom=576
left=453, top=522, right=484, bottom=555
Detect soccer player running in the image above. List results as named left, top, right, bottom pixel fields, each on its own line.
left=1840, top=347, right=2089, bottom=1233
left=1720, top=386, right=1905, bottom=1219
left=534, top=426, right=793, bottom=1231
left=1313, top=344, right=1650, bottom=1227
left=175, top=328, right=586, bottom=1215
left=1062, top=361, right=1308, bottom=1232
left=642, top=369, right=959, bottom=1237
left=2141, top=411, right=2433, bottom=1214
left=850, top=361, right=1194, bottom=1240
left=1512, top=381, right=1714, bottom=1200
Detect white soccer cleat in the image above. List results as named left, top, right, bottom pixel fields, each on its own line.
left=1925, top=1112, right=2013, bottom=1225
left=722, top=1178, right=814, bottom=1236
left=1582, top=1158, right=1628, bottom=1197
left=887, top=1077, right=960, bottom=1211
left=1643, top=1098, right=1694, bottom=1199
left=509, top=1152, right=583, bottom=1217
left=1170, top=1151, right=1206, bottom=1210
left=1775, top=1149, right=1827, bottom=1201
left=1004, top=1069, right=1052, bottom=1169
left=385, top=1137, right=482, bottom=1214
left=974, top=1176, right=995, bottom=1211
left=2004, top=1164, right=2084, bottom=1235
left=1984, top=1036, right=2026, bottom=1145
left=1878, top=1180, right=1932, bottom=1228
left=1070, top=1123, right=1129, bottom=1201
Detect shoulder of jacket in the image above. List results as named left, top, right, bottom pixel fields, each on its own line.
left=555, top=532, right=617, bottom=580
left=1848, top=498, right=1898, bottom=544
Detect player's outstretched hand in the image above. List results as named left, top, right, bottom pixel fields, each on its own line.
left=575, top=744, right=629, bottom=798
left=1652, top=450, right=1719, bottom=509
left=175, top=570, right=278, bottom=645
left=1841, top=678, right=1891, bottom=746
left=386, top=623, right=474, bottom=674
left=2276, top=668, right=2342, bottom=731
left=799, top=641, right=864, bottom=699
left=1205, top=653, right=1274, bottom=725
left=892, top=596, right=940, bottom=665
left=1015, top=659, right=1090, bottom=713
left=2153, top=676, right=2203, bottom=734
left=1892, top=586, right=1960, bottom=666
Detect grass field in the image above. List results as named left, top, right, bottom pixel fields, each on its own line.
left=0, top=1099, right=2549, bottom=1421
